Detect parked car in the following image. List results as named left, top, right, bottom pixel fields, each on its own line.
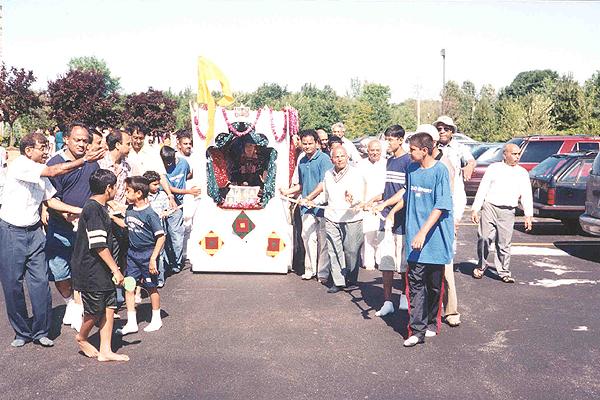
left=525, top=152, right=596, bottom=231
left=471, top=143, right=502, bottom=159
left=466, top=135, right=600, bottom=196
left=579, top=152, right=600, bottom=235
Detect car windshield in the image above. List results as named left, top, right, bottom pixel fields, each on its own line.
left=472, top=144, right=497, bottom=159
left=520, top=140, right=562, bottom=163
left=530, top=156, right=568, bottom=178
left=477, top=146, right=504, bottom=163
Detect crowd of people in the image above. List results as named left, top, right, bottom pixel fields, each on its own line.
left=0, top=114, right=534, bottom=359
left=281, top=118, right=533, bottom=347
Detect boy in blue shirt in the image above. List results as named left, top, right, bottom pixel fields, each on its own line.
left=159, top=146, right=200, bottom=274
left=118, top=176, right=166, bottom=335
left=402, top=133, right=454, bottom=347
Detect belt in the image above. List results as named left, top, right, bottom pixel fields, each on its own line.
left=0, top=219, right=42, bottom=231
left=489, top=203, right=516, bottom=210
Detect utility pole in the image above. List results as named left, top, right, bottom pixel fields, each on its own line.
left=0, top=0, right=4, bottom=140
left=440, top=48, right=446, bottom=114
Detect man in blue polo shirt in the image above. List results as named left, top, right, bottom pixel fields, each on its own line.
left=46, top=123, right=100, bottom=332
left=280, top=130, right=332, bottom=282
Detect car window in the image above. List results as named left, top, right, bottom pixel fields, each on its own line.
left=592, top=153, right=600, bottom=175
left=530, top=156, right=568, bottom=178
left=477, top=147, right=504, bottom=163
left=574, top=142, right=599, bottom=152
left=558, top=160, right=593, bottom=184
left=520, top=140, right=563, bottom=163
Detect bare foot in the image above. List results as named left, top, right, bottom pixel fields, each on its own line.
left=98, top=352, right=129, bottom=362
left=76, top=336, right=99, bottom=358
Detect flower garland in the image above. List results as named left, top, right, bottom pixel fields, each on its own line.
left=193, top=114, right=206, bottom=139
left=222, top=107, right=262, bottom=136
left=269, top=108, right=287, bottom=143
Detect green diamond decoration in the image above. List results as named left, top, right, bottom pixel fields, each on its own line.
left=232, top=211, right=255, bottom=239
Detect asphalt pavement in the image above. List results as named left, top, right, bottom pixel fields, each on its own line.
left=0, top=214, right=599, bottom=400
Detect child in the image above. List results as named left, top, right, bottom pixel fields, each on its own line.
left=71, top=169, right=129, bottom=361
left=143, top=170, right=170, bottom=287
left=119, top=176, right=166, bottom=335
left=402, top=132, right=454, bottom=348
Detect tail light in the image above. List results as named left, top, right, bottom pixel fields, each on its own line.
left=547, top=188, right=556, bottom=205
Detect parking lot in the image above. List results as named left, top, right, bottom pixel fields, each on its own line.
left=0, top=210, right=599, bottom=400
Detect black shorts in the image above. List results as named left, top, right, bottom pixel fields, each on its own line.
left=81, top=290, right=117, bottom=316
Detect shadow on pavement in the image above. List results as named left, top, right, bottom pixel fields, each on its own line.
left=554, top=241, right=600, bottom=263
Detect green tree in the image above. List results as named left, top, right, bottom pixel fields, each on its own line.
left=496, top=97, right=526, bottom=139
left=551, top=74, right=585, bottom=131
left=247, top=83, right=289, bottom=109
left=471, top=85, right=498, bottom=141
left=167, top=87, right=194, bottom=130
left=68, top=56, right=121, bottom=93
left=582, top=71, right=600, bottom=133
left=521, top=92, right=554, bottom=134
left=292, top=84, right=343, bottom=130
left=501, top=69, right=559, bottom=98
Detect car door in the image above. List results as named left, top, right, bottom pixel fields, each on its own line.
left=585, top=154, right=600, bottom=218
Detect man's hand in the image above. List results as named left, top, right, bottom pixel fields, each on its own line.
left=462, top=164, right=475, bottom=181
left=411, top=231, right=427, bottom=250
left=187, top=186, right=201, bottom=197
left=41, top=207, right=49, bottom=226
left=113, top=270, right=125, bottom=286
left=524, top=216, right=533, bottom=232
left=471, top=210, right=480, bottom=224
left=85, top=147, right=105, bottom=162
left=149, top=258, right=158, bottom=275
left=372, top=202, right=385, bottom=214
left=345, top=190, right=354, bottom=205
left=168, top=196, right=177, bottom=210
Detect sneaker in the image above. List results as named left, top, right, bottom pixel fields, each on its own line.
left=10, top=338, right=26, bottom=348
left=327, top=286, right=343, bottom=294
left=171, top=267, right=181, bottom=274
left=157, top=281, right=165, bottom=288
left=34, top=337, right=54, bottom=347
left=301, top=273, right=312, bottom=280
left=425, top=329, right=437, bottom=338
left=399, top=294, right=409, bottom=311
left=403, top=335, right=423, bottom=347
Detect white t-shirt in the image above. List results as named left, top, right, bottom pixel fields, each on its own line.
left=127, top=145, right=166, bottom=176
left=0, top=155, right=56, bottom=227
left=321, top=165, right=366, bottom=223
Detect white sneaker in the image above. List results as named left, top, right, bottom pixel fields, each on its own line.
left=399, top=294, right=409, bottom=311
left=403, top=335, right=423, bottom=347
left=301, top=273, right=312, bottom=280
left=143, top=321, right=163, bottom=332
left=62, top=301, right=74, bottom=325
left=375, top=301, right=394, bottom=317
left=425, top=329, right=437, bottom=338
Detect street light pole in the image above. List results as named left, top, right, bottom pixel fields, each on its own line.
left=440, top=48, right=446, bottom=114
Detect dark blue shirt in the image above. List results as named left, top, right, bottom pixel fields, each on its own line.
left=298, top=150, right=333, bottom=217
left=125, top=205, right=165, bottom=251
left=380, top=153, right=411, bottom=234
left=47, top=151, right=99, bottom=228
left=165, top=158, right=191, bottom=205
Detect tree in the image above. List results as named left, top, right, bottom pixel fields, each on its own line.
left=246, top=83, right=289, bottom=109
left=292, top=84, right=343, bottom=131
left=68, top=56, right=121, bottom=93
left=471, top=85, right=498, bottom=141
left=47, top=69, right=121, bottom=127
left=167, top=87, right=194, bottom=130
left=123, top=88, right=176, bottom=135
left=522, top=92, right=554, bottom=134
left=496, top=97, right=526, bottom=139
left=551, top=74, right=585, bottom=131
left=501, top=69, right=559, bottom=98
left=0, top=64, right=41, bottom=147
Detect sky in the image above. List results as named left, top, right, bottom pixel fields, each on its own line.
left=1, top=0, right=600, bottom=103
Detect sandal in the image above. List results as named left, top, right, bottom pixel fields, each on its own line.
left=472, top=268, right=484, bottom=279
left=501, top=276, right=516, bottom=283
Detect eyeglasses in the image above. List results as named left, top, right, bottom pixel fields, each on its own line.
left=436, top=126, right=453, bottom=132
left=31, top=144, right=50, bottom=152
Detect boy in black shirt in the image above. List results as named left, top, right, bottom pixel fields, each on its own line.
left=72, top=169, right=128, bottom=362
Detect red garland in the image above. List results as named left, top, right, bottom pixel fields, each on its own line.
left=269, top=108, right=287, bottom=143
left=193, top=114, right=206, bottom=139
left=222, top=108, right=262, bottom=136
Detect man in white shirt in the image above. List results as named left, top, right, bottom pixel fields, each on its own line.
left=358, top=140, right=385, bottom=270
left=309, top=146, right=366, bottom=293
left=0, top=132, right=103, bottom=348
left=127, top=125, right=177, bottom=209
left=331, top=122, right=362, bottom=164
left=471, top=143, right=533, bottom=283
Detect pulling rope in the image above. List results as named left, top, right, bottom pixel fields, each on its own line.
left=277, top=194, right=388, bottom=222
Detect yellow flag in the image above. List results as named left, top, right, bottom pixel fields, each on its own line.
left=197, top=57, right=234, bottom=146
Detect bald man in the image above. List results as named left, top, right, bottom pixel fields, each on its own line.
left=471, top=143, right=533, bottom=283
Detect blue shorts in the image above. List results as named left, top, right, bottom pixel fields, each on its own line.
left=126, top=248, right=158, bottom=289
left=46, top=225, right=75, bottom=282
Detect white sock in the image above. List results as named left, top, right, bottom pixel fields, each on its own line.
left=144, top=309, right=162, bottom=332
left=399, top=294, right=409, bottom=311
left=120, top=311, right=138, bottom=335
left=62, top=298, right=75, bottom=325
left=375, top=300, right=394, bottom=317
left=70, top=303, right=83, bottom=332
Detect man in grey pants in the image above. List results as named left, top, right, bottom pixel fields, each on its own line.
left=307, top=146, right=366, bottom=293
left=471, top=143, right=533, bottom=283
